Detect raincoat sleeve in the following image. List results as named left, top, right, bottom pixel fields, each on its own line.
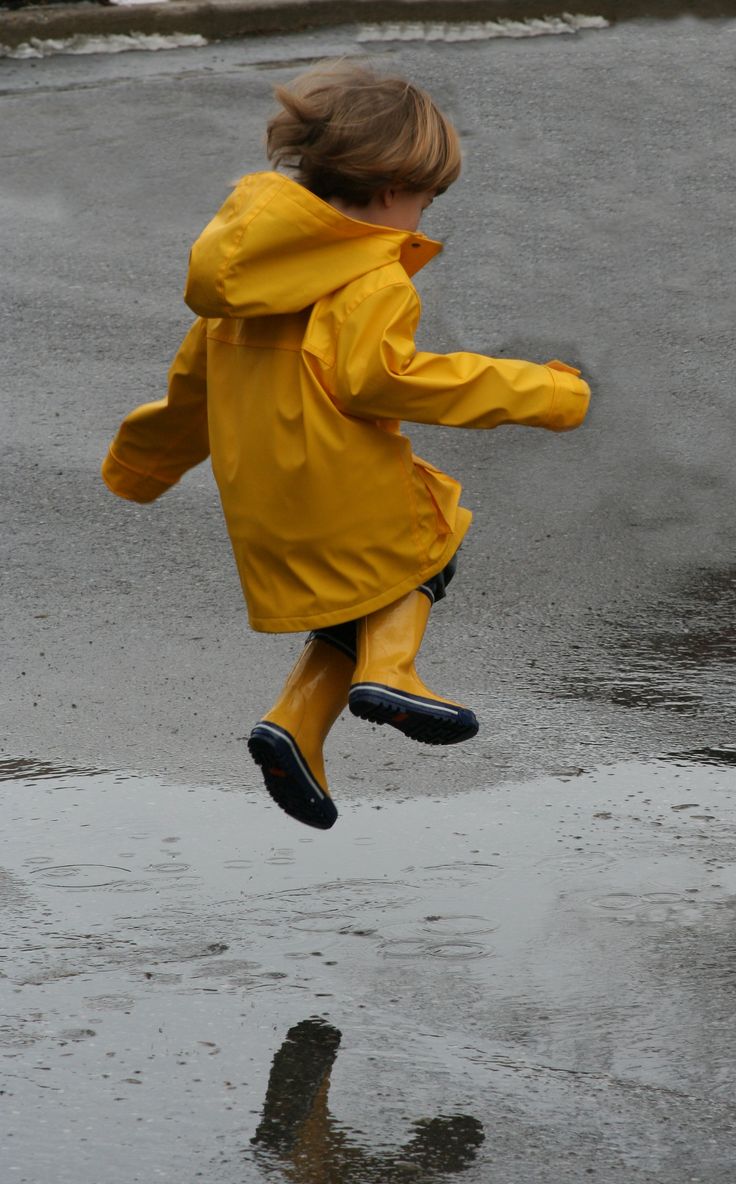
left=101, top=318, right=210, bottom=503
left=332, top=282, right=590, bottom=431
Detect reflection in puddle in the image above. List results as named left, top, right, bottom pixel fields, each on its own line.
left=2, top=756, right=736, bottom=1181
left=557, top=565, right=735, bottom=719
left=251, top=1018, right=484, bottom=1181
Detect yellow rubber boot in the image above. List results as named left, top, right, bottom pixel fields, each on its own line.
left=248, top=639, right=354, bottom=829
left=348, top=591, right=478, bottom=745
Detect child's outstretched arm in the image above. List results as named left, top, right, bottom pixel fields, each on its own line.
left=102, top=318, right=210, bottom=503
left=328, top=281, right=590, bottom=431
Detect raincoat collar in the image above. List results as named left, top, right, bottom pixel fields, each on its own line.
left=185, top=171, right=443, bottom=320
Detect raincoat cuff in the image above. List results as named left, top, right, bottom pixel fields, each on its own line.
left=545, top=365, right=591, bottom=432
left=101, top=448, right=175, bottom=503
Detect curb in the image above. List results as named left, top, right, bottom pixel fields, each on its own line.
left=1, top=0, right=735, bottom=50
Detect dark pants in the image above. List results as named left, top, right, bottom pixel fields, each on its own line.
left=308, top=553, right=458, bottom=663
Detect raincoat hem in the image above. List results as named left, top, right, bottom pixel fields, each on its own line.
left=246, top=523, right=471, bottom=634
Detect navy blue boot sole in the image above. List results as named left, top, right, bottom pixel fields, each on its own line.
left=348, top=682, right=479, bottom=745
left=247, top=722, right=338, bottom=830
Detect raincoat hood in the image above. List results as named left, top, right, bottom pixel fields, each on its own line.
left=184, top=171, right=443, bottom=319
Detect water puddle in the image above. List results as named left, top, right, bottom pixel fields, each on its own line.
left=0, top=755, right=102, bottom=780
left=556, top=565, right=736, bottom=721
left=665, top=745, right=736, bottom=767
left=250, top=1016, right=485, bottom=1181
left=2, top=756, right=736, bottom=1181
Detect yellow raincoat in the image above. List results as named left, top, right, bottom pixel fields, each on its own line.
left=102, top=172, right=590, bottom=632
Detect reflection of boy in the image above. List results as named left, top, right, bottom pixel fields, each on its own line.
left=252, top=1018, right=484, bottom=1180
left=102, top=65, right=590, bottom=830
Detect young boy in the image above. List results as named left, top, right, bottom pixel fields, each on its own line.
left=102, top=64, right=590, bottom=831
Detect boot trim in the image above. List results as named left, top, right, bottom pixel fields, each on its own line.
left=350, top=682, right=460, bottom=716
left=248, top=722, right=337, bottom=830
left=348, top=683, right=479, bottom=746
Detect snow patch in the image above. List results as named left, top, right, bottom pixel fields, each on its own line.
left=357, top=14, right=610, bottom=42
left=0, top=31, right=207, bottom=58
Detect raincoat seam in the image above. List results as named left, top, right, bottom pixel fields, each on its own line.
left=104, top=445, right=176, bottom=487
left=402, top=446, right=429, bottom=569
left=109, top=409, right=208, bottom=479
left=330, top=277, right=427, bottom=567
left=339, top=278, right=415, bottom=326
left=546, top=366, right=560, bottom=424
left=303, top=270, right=412, bottom=372
left=328, top=281, right=420, bottom=416
left=206, top=329, right=303, bottom=355
left=214, top=175, right=283, bottom=306
left=301, top=343, right=332, bottom=367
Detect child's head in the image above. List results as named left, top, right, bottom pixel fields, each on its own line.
left=266, top=63, right=461, bottom=215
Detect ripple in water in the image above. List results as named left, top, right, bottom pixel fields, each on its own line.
left=289, top=911, right=356, bottom=933
left=422, top=914, right=498, bottom=937
left=28, top=863, right=132, bottom=889
left=380, top=936, right=490, bottom=961
left=146, top=862, right=191, bottom=874
left=587, top=890, right=707, bottom=924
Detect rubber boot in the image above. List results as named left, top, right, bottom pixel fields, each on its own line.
left=348, top=591, right=479, bottom=745
left=248, top=639, right=354, bottom=829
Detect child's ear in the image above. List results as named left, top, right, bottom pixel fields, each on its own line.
left=379, top=188, right=397, bottom=209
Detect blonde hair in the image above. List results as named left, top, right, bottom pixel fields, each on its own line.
left=266, top=63, right=461, bottom=205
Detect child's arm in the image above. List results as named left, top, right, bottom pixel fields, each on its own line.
left=102, top=318, right=210, bottom=503
left=330, top=282, right=590, bottom=430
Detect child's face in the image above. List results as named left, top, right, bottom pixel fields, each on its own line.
left=378, top=189, right=436, bottom=233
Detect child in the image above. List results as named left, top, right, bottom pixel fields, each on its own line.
left=102, top=64, right=590, bottom=831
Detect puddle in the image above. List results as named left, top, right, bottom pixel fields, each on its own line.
left=665, top=746, right=736, bottom=767
left=0, top=756, right=102, bottom=780
left=2, top=756, right=736, bottom=1181
left=250, top=1016, right=484, bottom=1181
left=556, top=565, right=736, bottom=721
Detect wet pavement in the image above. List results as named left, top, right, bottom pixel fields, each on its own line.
left=3, top=753, right=736, bottom=1181
left=3, top=15, right=736, bottom=791
left=2, top=14, right=736, bottom=1181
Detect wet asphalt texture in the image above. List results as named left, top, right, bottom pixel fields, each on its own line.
left=1, top=15, right=735, bottom=1183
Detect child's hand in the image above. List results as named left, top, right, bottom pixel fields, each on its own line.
left=546, top=358, right=582, bottom=377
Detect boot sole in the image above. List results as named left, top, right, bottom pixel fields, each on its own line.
left=348, top=683, right=479, bottom=745
left=247, top=722, right=338, bottom=830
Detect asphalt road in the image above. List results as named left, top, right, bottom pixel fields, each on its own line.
left=2, top=16, right=734, bottom=792
left=1, top=15, right=735, bottom=1183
